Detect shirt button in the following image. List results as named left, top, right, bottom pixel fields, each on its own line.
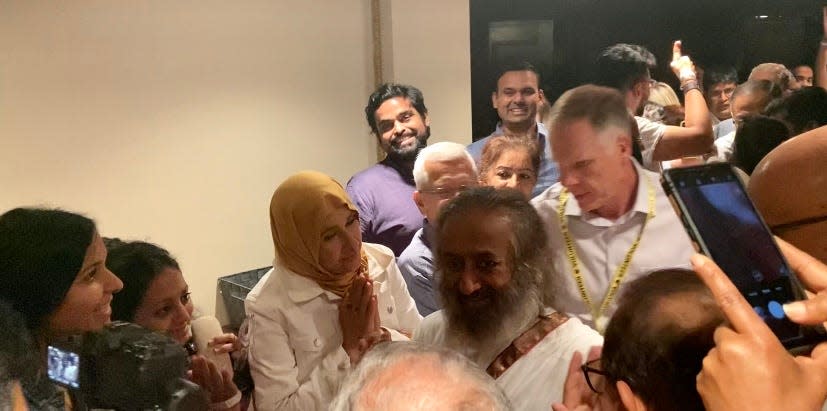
left=387, top=306, right=394, bottom=314
left=313, top=337, right=321, bottom=347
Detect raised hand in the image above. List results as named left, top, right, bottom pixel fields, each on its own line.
left=551, top=346, right=605, bottom=411
left=189, top=355, right=240, bottom=409
left=669, top=40, right=696, bottom=82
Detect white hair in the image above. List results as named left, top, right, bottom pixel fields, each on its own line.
left=413, top=142, right=478, bottom=189
left=330, top=341, right=511, bottom=411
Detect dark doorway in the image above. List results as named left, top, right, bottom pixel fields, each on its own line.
left=470, top=0, right=823, bottom=139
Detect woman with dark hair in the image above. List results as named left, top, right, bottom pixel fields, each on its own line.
left=106, top=239, right=241, bottom=410
left=0, top=207, right=123, bottom=410
left=246, top=170, right=421, bottom=410
left=478, top=135, right=540, bottom=199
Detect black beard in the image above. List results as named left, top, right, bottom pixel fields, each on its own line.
left=441, top=267, right=538, bottom=340
left=385, top=127, right=430, bottom=162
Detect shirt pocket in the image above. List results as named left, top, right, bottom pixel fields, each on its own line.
left=374, top=281, right=398, bottom=327
left=290, top=333, right=325, bottom=354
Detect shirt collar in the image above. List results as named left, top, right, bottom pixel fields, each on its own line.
left=565, top=158, right=650, bottom=221
left=284, top=249, right=386, bottom=303
left=284, top=269, right=339, bottom=303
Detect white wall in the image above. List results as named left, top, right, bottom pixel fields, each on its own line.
left=0, top=0, right=471, bottom=321
left=382, top=0, right=472, bottom=145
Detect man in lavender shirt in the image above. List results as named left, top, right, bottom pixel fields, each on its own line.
left=346, top=83, right=431, bottom=256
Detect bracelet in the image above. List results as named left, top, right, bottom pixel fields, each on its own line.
left=821, top=39, right=827, bottom=47
left=680, top=80, right=701, bottom=93
left=211, top=390, right=242, bottom=410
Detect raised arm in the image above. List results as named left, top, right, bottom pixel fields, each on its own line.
left=651, top=41, right=714, bottom=161
left=816, top=7, right=827, bottom=90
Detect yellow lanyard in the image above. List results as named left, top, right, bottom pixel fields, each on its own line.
left=557, top=176, right=656, bottom=333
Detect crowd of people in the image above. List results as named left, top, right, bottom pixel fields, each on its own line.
left=2, top=25, right=827, bottom=411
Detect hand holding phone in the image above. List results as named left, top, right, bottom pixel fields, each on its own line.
left=662, top=163, right=825, bottom=351
left=692, top=250, right=827, bottom=411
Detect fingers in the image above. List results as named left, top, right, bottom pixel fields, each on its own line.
left=551, top=404, right=570, bottom=411
left=691, top=254, right=773, bottom=337
left=672, top=40, right=682, bottom=61
left=189, top=355, right=208, bottom=386
left=784, top=292, right=827, bottom=325
left=565, top=351, right=584, bottom=383
left=777, top=238, right=827, bottom=291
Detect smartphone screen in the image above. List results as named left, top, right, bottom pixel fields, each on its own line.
left=47, top=345, right=81, bottom=389
left=663, top=164, right=813, bottom=348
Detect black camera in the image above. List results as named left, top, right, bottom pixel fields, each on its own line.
left=47, top=321, right=209, bottom=410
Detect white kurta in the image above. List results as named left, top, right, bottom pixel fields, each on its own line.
left=245, top=242, right=422, bottom=410
left=414, top=308, right=603, bottom=411
left=532, top=160, right=695, bottom=329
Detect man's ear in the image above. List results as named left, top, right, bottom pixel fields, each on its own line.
left=423, top=112, right=431, bottom=128
left=492, top=91, right=499, bottom=109
left=538, top=88, right=546, bottom=102
left=413, top=191, right=427, bottom=216
left=616, top=380, right=647, bottom=411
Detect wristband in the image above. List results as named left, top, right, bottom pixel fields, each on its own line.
left=210, top=390, right=241, bottom=410
left=821, top=38, right=827, bottom=47
left=680, top=80, right=701, bottom=93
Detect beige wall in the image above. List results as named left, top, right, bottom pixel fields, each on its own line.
left=0, top=1, right=471, bottom=322
left=381, top=0, right=472, bottom=145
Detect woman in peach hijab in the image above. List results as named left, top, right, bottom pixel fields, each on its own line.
left=245, top=171, right=421, bottom=410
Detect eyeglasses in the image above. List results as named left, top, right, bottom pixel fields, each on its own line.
left=418, top=184, right=474, bottom=199
left=581, top=358, right=608, bottom=394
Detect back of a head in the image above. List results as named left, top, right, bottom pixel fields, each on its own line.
left=748, top=63, right=795, bottom=92
left=595, top=43, right=654, bottom=92
left=731, top=114, right=791, bottom=175
left=105, top=239, right=181, bottom=322
left=330, top=341, right=511, bottom=411
left=603, top=269, right=724, bottom=411
left=648, top=82, right=680, bottom=107
left=413, top=142, right=478, bottom=189
left=748, top=127, right=827, bottom=262
left=0, top=299, right=37, bottom=408
left=771, top=86, right=827, bottom=136
left=0, top=207, right=96, bottom=332
left=731, top=79, right=782, bottom=106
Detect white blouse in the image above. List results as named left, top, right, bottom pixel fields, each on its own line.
left=244, top=242, right=422, bottom=410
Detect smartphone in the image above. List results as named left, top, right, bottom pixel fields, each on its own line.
left=662, top=163, right=825, bottom=351
left=47, top=345, right=81, bottom=389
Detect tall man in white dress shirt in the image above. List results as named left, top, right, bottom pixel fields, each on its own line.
left=415, top=187, right=602, bottom=411
left=532, top=85, right=695, bottom=332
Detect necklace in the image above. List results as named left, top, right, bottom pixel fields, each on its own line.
left=556, top=176, right=656, bottom=333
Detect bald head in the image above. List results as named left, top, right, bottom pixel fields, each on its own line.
left=331, top=342, right=511, bottom=411
left=749, top=63, right=798, bottom=93
left=748, top=126, right=827, bottom=262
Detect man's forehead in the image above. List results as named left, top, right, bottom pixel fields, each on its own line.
left=375, top=97, right=416, bottom=119
left=497, top=70, right=539, bottom=88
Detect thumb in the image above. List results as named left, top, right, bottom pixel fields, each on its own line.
left=783, top=293, right=827, bottom=325
left=552, top=404, right=570, bottom=411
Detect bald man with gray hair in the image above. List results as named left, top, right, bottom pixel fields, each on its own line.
left=399, top=142, right=478, bottom=316
left=330, top=341, right=511, bottom=411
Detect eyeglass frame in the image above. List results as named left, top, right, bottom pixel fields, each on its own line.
left=581, top=358, right=609, bottom=394
left=417, top=184, right=475, bottom=199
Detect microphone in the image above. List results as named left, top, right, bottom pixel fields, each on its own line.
left=190, top=316, right=233, bottom=374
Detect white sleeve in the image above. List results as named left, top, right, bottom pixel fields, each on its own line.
left=636, top=116, right=666, bottom=170
left=385, top=259, right=423, bottom=338
left=246, top=305, right=350, bottom=410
